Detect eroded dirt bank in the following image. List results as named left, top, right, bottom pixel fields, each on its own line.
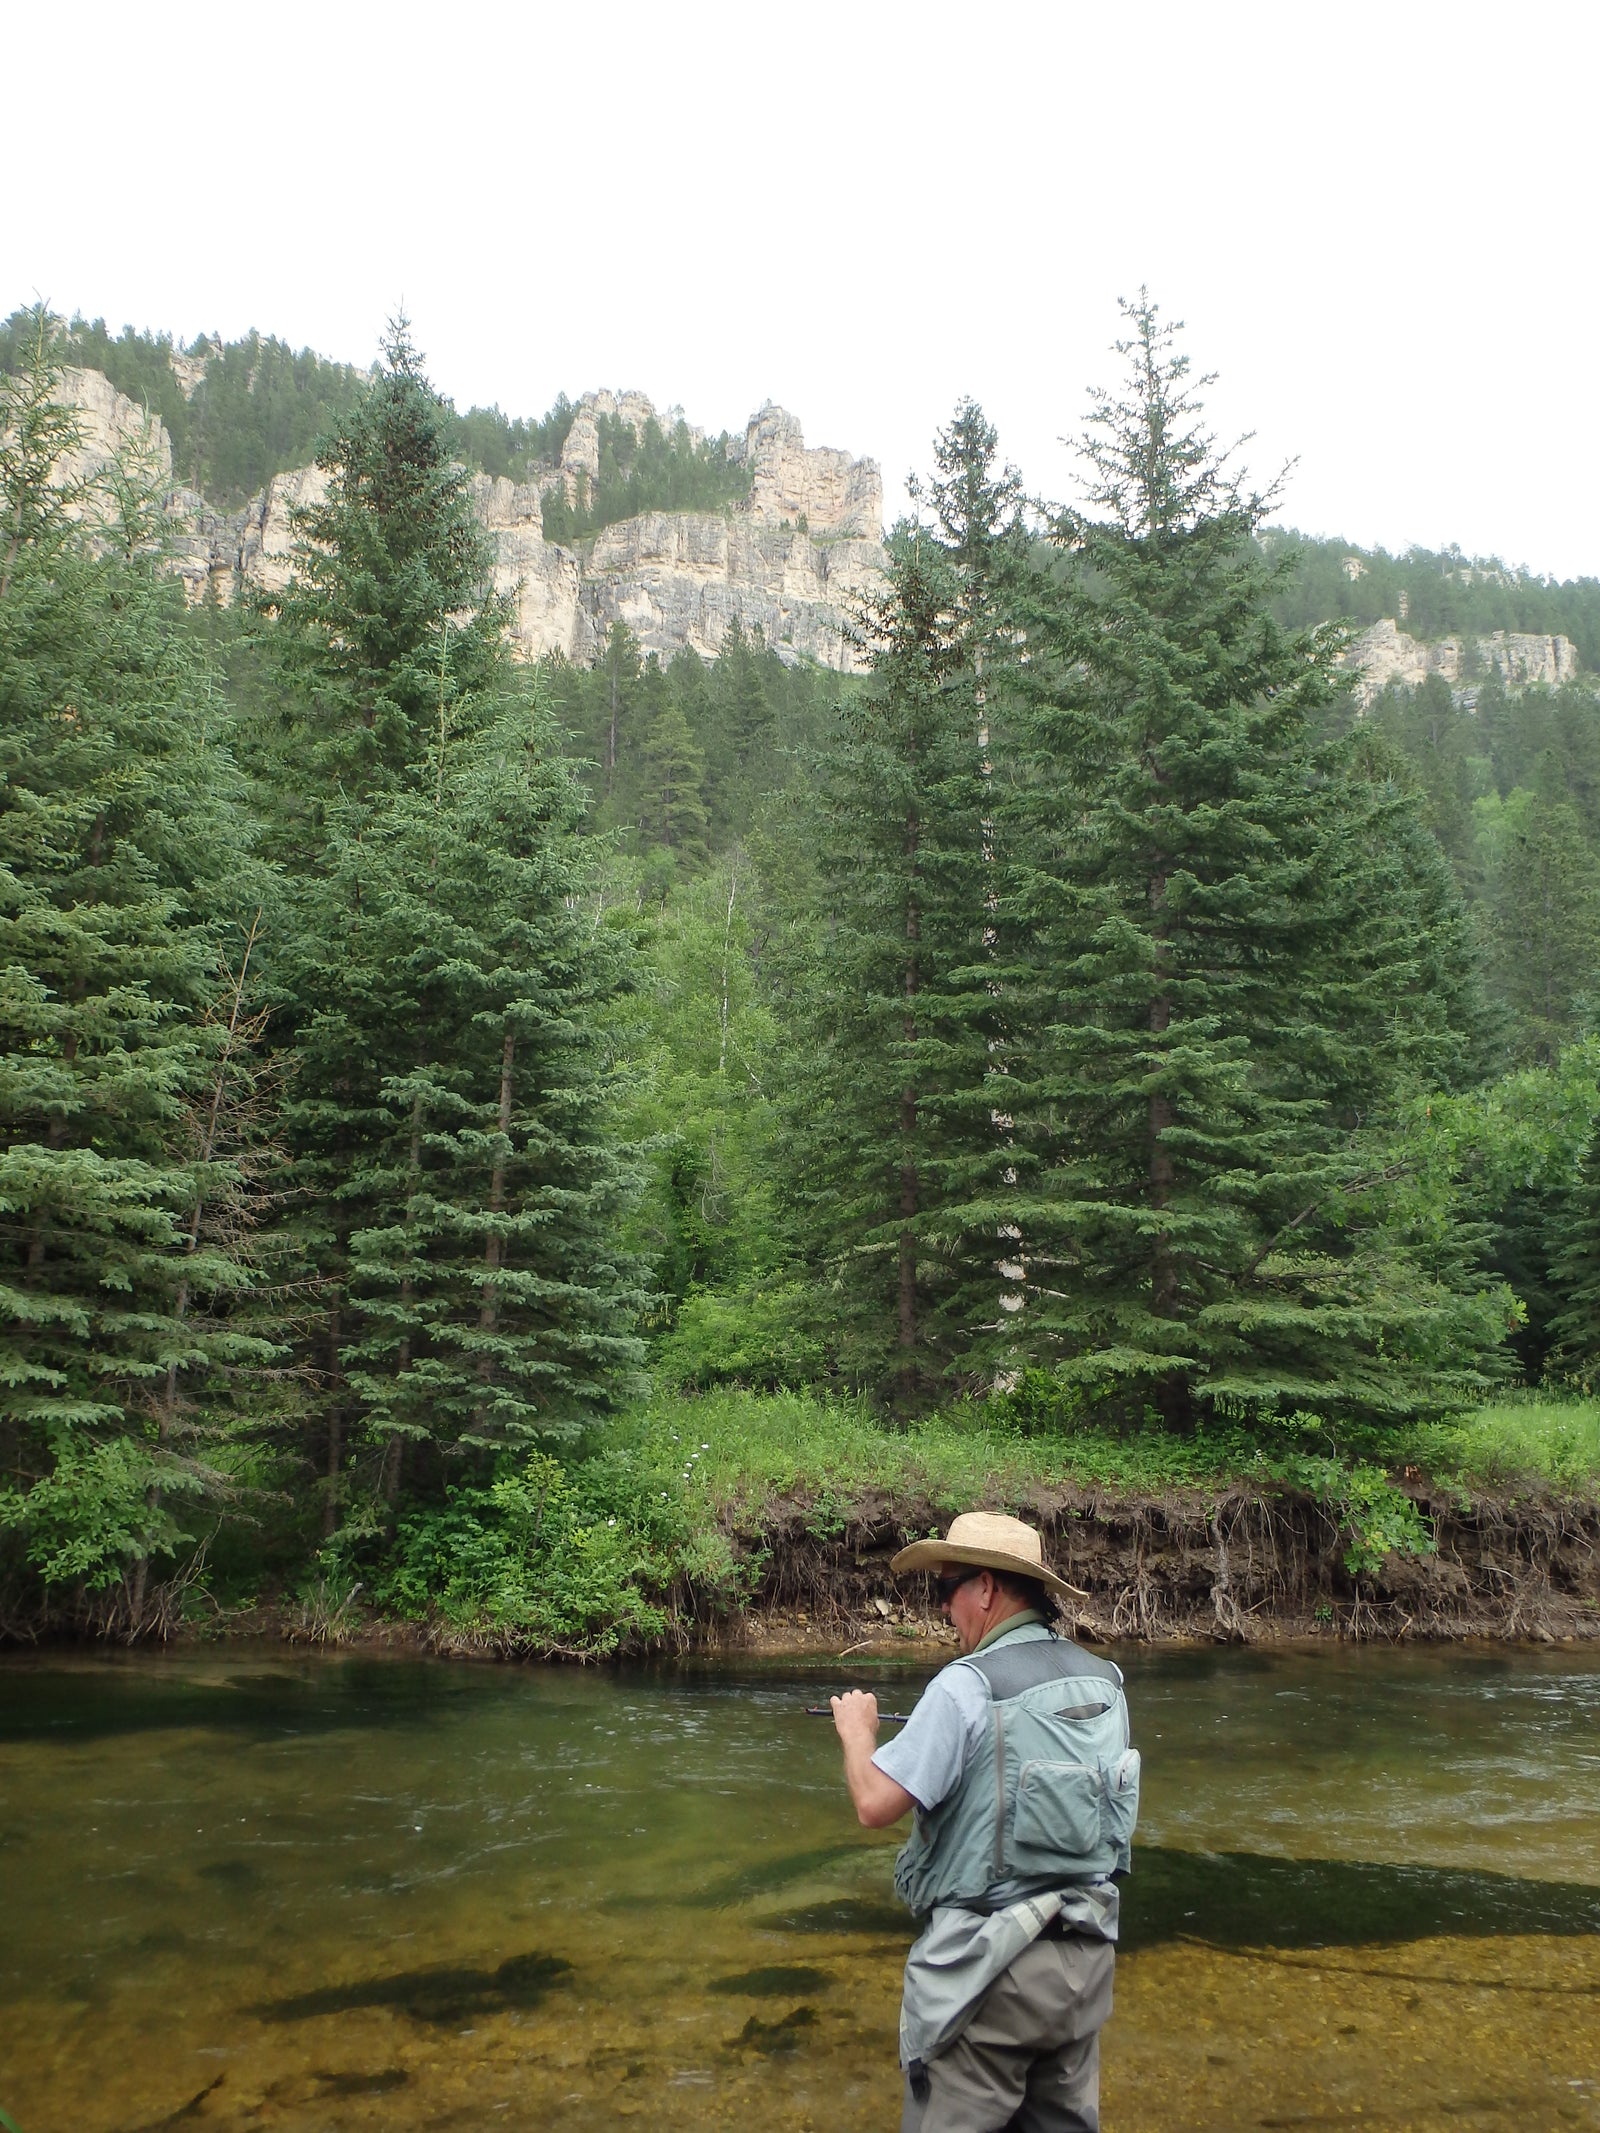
left=699, top=1483, right=1600, bottom=1651
left=8, top=1482, right=1597, bottom=1656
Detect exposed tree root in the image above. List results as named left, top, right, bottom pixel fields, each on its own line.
left=694, top=1482, right=1600, bottom=1648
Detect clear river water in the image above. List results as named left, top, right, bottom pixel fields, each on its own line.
left=2, top=1643, right=1598, bottom=2133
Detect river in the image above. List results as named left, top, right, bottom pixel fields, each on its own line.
left=2, top=1644, right=1597, bottom=2131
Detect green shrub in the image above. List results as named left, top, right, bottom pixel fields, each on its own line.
left=651, top=1282, right=826, bottom=1391
left=363, top=1449, right=728, bottom=1656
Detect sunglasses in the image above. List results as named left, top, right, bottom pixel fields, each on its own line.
left=936, top=1567, right=982, bottom=1603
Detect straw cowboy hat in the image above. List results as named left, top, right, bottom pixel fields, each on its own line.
left=892, top=1511, right=1087, bottom=1605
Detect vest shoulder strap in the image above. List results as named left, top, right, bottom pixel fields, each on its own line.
left=961, top=1633, right=1123, bottom=1703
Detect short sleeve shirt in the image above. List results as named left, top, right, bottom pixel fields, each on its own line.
left=869, top=1621, right=1063, bottom=1811
left=869, top=1659, right=990, bottom=1811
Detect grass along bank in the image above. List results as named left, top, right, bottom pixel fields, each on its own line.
left=293, top=1391, right=1600, bottom=1657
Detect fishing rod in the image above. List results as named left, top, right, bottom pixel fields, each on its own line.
left=802, top=1706, right=913, bottom=1723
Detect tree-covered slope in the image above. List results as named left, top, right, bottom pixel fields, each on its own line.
left=1264, top=529, right=1600, bottom=669
left=0, top=311, right=750, bottom=533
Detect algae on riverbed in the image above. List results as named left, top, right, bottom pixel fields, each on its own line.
left=2, top=1645, right=1598, bottom=2132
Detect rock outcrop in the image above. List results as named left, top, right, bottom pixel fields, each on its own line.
left=740, top=402, right=880, bottom=537
left=45, top=370, right=885, bottom=674
left=577, top=510, right=881, bottom=667
left=1348, top=617, right=1581, bottom=706
left=47, top=367, right=173, bottom=536
left=470, top=472, right=588, bottom=663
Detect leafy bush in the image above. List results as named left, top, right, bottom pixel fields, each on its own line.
left=358, top=1448, right=738, bottom=1656
left=1273, top=1454, right=1436, bottom=1578
left=652, top=1282, right=825, bottom=1392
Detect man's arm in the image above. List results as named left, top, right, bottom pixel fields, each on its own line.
left=831, top=1690, right=918, bottom=1828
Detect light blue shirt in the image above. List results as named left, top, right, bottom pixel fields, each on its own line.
left=871, top=1655, right=992, bottom=1812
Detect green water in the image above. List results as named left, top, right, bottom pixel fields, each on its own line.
left=2, top=1644, right=1598, bottom=2131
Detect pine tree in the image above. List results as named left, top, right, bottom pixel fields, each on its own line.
left=908, top=400, right=1034, bottom=1361
left=1481, top=789, right=1600, bottom=1064
left=333, top=702, right=649, bottom=1482
left=639, top=677, right=710, bottom=866
left=260, top=326, right=646, bottom=1521
left=596, top=620, right=642, bottom=808
left=1544, top=1135, right=1600, bottom=1386
left=0, top=311, right=272, bottom=1620
left=778, top=460, right=1021, bottom=1403
left=1009, top=294, right=1500, bottom=1425
left=253, top=313, right=508, bottom=812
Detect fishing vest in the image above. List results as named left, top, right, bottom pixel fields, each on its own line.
left=893, top=1627, right=1141, bottom=1918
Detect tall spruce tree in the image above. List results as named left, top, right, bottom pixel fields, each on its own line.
left=254, top=313, right=508, bottom=814
left=1544, top=1133, right=1600, bottom=1385
left=638, top=676, right=710, bottom=866
left=0, top=311, right=272, bottom=1621
left=1010, top=295, right=1501, bottom=1425
left=1480, top=789, right=1600, bottom=1064
left=779, top=407, right=1030, bottom=1403
left=261, top=324, right=644, bottom=1522
left=332, top=703, right=648, bottom=1484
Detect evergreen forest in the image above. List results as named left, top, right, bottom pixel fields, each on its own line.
left=5, top=296, right=1600, bottom=1652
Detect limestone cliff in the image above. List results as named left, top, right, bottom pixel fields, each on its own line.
left=739, top=402, right=880, bottom=537
left=47, top=370, right=885, bottom=674
left=577, top=510, right=881, bottom=668
left=53, top=366, right=173, bottom=493
left=1347, top=617, right=1580, bottom=706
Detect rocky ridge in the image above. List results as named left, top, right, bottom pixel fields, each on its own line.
left=42, top=367, right=1592, bottom=698
left=1344, top=616, right=1581, bottom=707
left=53, top=370, right=886, bottom=674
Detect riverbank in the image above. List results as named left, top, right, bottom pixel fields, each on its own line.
left=286, top=1390, right=1600, bottom=1654
left=10, top=1391, right=1600, bottom=1654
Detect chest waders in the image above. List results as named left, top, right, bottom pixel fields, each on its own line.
left=895, top=1629, right=1141, bottom=2101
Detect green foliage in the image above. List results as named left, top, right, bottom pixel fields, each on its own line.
left=359, top=1446, right=735, bottom=1655
left=545, top=623, right=840, bottom=854
left=0, top=1436, right=208, bottom=1589
left=251, top=315, right=509, bottom=805
left=318, top=703, right=650, bottom=1465
left=0, top=311, right=369, bottom=508
left=7, top=285, right=1600, bottom=1650
left=447, top=395, right=576, bottom=483
left=1542, top=1130, right=1600, bottom=1384
left=1403, top=1392, right=1600, bottom=1492
left=1250, top=1414, right=1437, bottom=1578
left=180, top=333, right=369, bottom=506
left=1473, top=787, right=1600, bottom=1063
left=1280, top=544, right=1600, bottom=1072
left=1266, top=530, right=1600, bottom=674
left=0, top=311, right=275, bottom=1615
left=253, top=329, right=648, bottom=1527
left=776, top=406, right=1028, bottom=1405
left=652, top=1282, right=825, bottom=1391
left=607, top=851, right=790, bottom=1323
left=1004, top=298, right=1501, bottom=1426
left=540, top=413, right=750, bottom=543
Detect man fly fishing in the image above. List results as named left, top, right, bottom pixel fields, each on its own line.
left=830, top=1512, right=1138, bottom=2133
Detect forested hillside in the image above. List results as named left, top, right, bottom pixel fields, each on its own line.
left=0, top=310, right=750, bottom=534
left=1266, top=530, right=1600, bottom=670
left=4, top=298, right=1600, bottom=1651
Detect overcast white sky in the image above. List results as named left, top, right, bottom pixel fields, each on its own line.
left=7, top=1, right=1596, bottom=576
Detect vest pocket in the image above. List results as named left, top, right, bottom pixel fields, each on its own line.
left=1101, top=1748, right=1141, bottom=1857
left=1009, top=1758, right=1103, bottom=1870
